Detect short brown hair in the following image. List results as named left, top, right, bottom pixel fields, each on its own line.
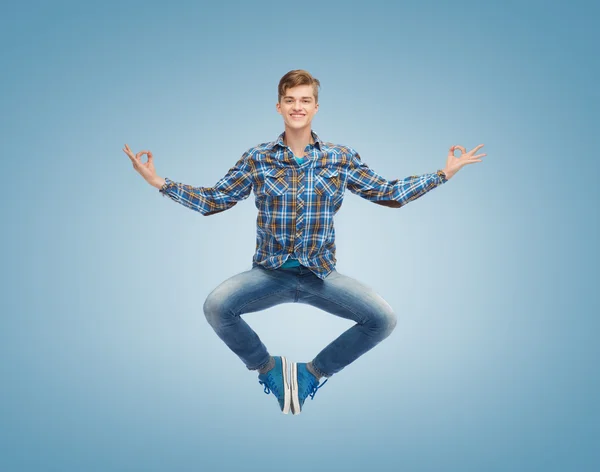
left=278, top=69, right=321, bottom=103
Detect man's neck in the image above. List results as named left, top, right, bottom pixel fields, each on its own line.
left=283, top=127, right=314, bottom=157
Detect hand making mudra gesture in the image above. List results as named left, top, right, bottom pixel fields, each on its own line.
left=122, top=142, right=486, bottom=184
left=444, top=144, right=486, bottom=179
left=123, top=144, right=165, bottom=189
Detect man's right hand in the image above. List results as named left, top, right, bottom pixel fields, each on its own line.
left=123, top=144, right=165, bottom=188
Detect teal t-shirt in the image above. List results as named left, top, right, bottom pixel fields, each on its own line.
left=280, top=153, right=304, bottom=268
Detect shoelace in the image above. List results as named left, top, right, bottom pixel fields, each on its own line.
left=259, top=369, right=328, bottom=400
left=258, top=372, right=280, bottom=396
left=305, top=377, right=328, bottom=400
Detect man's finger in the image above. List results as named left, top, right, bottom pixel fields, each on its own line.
left=469, top=144, right=485, bottom=154
left=453, top=145, right=467, bottom=154
left=147, top=151, right=153, bottom=162
left=123, top=149, right=136, bottom=162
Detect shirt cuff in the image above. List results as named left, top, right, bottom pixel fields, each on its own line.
left=159, top=177, right=173, bottom=194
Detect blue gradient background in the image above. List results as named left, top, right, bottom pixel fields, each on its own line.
left=1, top=0, right=598, bottom=471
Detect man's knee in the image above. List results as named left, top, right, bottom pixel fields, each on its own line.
left=372, top=303, right=397, bottom=338
left=381, top=308, right=397, bottom=337
left=365, top=304, right=398, bottom=339
left=387, top=311, right=398, bottom=334
left=203, top=291, right=225, bottom=328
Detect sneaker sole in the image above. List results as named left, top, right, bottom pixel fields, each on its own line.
left=281, top=356, right=291, bottom=415
left=290, top=362, right=300, bottom=415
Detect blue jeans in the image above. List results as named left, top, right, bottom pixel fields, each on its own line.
left=202, top=262, right=397, bottom=378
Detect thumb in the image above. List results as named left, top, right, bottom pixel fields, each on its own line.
left=136, top=150, right=150, bottom=161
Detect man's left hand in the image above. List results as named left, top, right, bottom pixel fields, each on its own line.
left=443, top=144, right=486, bottom=179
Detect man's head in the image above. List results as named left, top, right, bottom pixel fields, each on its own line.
left=276, top=69, right=320, bottom=131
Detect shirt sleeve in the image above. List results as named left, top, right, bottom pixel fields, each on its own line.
left=158, top=152, right=253, bottom=216
left=346, top=149, right=448, bottom=208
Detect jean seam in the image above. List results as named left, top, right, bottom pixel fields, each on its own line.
left=251, top=356, right=272, bottom=372
left=253, top=264, right=293, bottom=288
left=296, top=288, right=368, bottom=325
left=236, top=289, right=292, bottom=314
left=310, top=360, right=329, bottom=378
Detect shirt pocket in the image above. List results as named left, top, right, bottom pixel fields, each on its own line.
left=259, top=167, right=290, bottom=197
left=313, top=168, right=341, bottom=197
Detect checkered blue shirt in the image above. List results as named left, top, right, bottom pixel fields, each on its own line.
left=159, top=130, right=448, bottom=280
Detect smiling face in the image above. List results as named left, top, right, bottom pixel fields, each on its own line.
left=276, top=84, right=319, bottom=131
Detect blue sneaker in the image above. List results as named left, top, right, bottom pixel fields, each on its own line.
left=290, top=362, right=328, bottom=415
left=258, top=356, right=291, bottom=414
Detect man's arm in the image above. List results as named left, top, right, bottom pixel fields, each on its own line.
left=159, top=152, right=254, bottom=216
left=346, top=150, right=447, bottom=209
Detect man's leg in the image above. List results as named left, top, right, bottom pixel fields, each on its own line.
left=203, top=263, right=298, bottom=413
left=202, top=262, right=296, bottom=372
left=296, top=268, right=398, bottom=378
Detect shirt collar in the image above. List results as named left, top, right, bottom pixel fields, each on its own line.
left=267, top=130, right=322, bottom=151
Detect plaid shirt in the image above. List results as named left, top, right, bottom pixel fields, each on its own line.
left=159, top=130, right=448, bottom=280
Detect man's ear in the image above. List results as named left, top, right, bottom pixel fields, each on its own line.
left=276, top=102, right=281, bottom=114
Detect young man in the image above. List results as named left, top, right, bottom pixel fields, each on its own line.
left=123, top=70, right=486, bottom=415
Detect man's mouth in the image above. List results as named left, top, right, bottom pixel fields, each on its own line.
left=291, top=114, right=305, bottom=118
